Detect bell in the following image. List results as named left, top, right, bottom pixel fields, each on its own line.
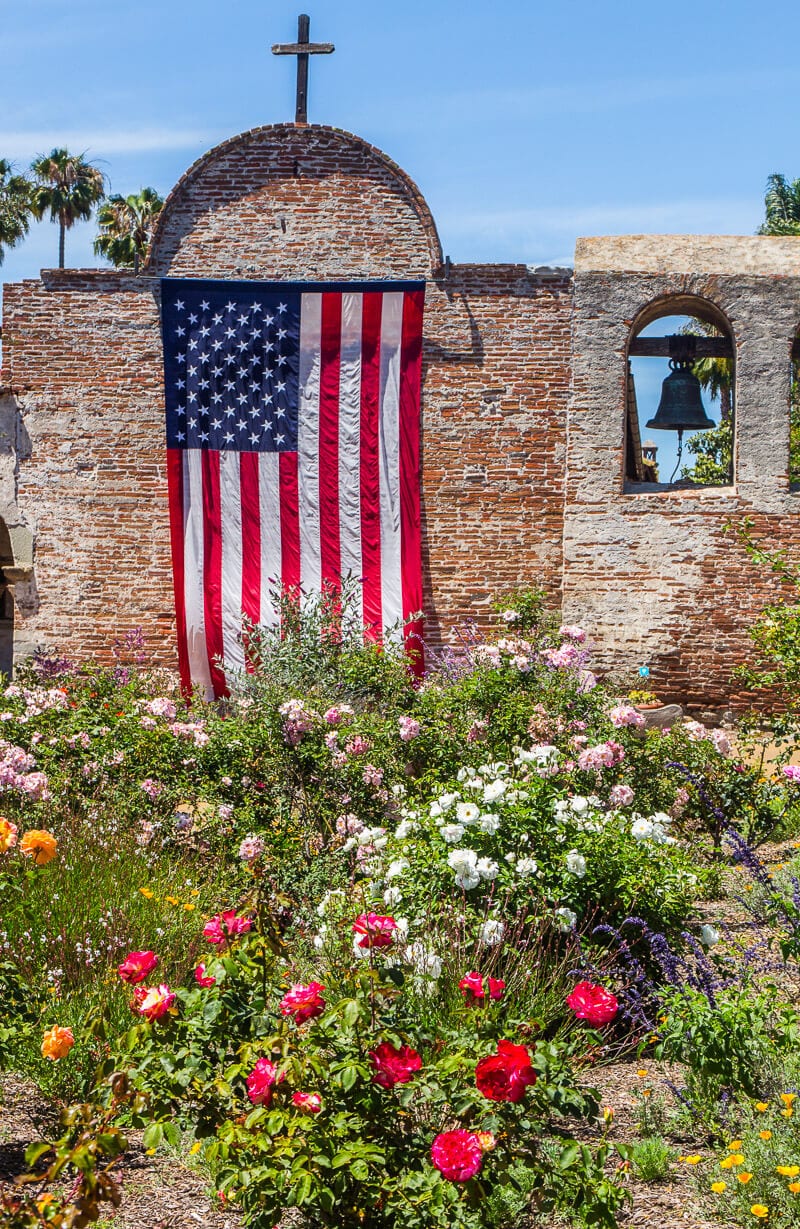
left=645, top=359, right=716, bottom=433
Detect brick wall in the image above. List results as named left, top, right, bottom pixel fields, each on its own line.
left=3, top=126, right=798, bottom=707
left=0, top=125, right=572, bottom=671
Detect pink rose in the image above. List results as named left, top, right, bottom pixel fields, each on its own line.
left=431, top=1130, right=484, bottom=1182
left=292, top=1091, right=322, bottom=1114
left=566, top=981, right=618, bottom=1027
left=369, top=1041, right=422, bottom=1089
left=246, top=1057, right=283, bottom=1105
left=203, top=910, right=252, bottom=946
left=118, top=950, right=159, bottom=984
left=132, top=983, right=176, bottom=1021
left=352, top=913, right=397, bottom=950
left=194, top=963, right=216, bottom=988
left=458, top=971, right=505, bottom=1002
left=279, top=981, right=326, bottom=1024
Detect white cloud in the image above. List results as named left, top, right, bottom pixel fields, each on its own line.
left=0, top=128, right=220, bottom=160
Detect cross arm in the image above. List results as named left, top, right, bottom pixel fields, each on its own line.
left=272, top=41, right=334, bottom=54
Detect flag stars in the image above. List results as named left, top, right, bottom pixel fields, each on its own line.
left=188, top=312, right=198, bottom=324
left=200, top=299, right=210, bottom=311
left=175, top=378, right=185, bottom=390
left=211, top=418, right=222, bottom=429
left=188, top=338, right=198, bottom=350
left=188, top=417, right=197, bottom=428
left=187, top=391, right=197, bottom=403
left=251, top=302, right=262, bottom=312
left=212, top=313, right=223, bottom=325
left=277, top=302, right=287, bottom=313
left=175, top=325, right=185, bottom=337
left=223, top=431, right=234, bottom=444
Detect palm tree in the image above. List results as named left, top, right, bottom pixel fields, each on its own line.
left=93, top=187, right=164, bottom=273
left=29, top=148, right=105, bottom=268
left=758, top=172, right=800, bottom=237
left=0, top=160, right=33, bottom=265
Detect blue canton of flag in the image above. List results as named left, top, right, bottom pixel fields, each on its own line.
left=162, top=279, right=300, bottom=452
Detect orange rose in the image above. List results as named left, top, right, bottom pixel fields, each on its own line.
left=0, top=817, right=18, bottom=853
left=20, top=829, right=57, bottom=866
left=41, top=1025, right=74, bottom=1061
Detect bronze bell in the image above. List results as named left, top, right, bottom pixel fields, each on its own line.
left=646, top=359, right=716, bottom=433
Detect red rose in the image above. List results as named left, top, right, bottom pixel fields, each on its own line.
left=118, top=950, right=158, bottom=984
left=459, top=971, right=506, bottom=1002
left=353, top=913, right=397, bottom=949
left=279, top=980, right=325, bottom=1024
left=194, top=963, right=216, bottom=988
left=431, top=1130, right=484, bottom=1182
left=369, top=1041, right=422, bottom=1088
left=246, top=1057, right=283, bottom=1105
left=566, top=981, right=618, bottom=1027
left=292, top=1091, right=322, bottom=1113
left=475, top=1039, right=536, bottom=1103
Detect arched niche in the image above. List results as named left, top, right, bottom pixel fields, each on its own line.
left=625, top=295, right=735, bottom=489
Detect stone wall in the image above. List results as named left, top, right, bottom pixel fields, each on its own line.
left=564, top=237, right=800, bottom=709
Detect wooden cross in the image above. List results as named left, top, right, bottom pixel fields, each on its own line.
left=272, top=14, right=334, bottom=126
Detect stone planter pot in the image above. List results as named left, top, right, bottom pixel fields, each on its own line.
left=634, top=702, right=684, bottom=730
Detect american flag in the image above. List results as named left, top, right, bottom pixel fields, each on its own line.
left=160, top=277, right=425, bottom=698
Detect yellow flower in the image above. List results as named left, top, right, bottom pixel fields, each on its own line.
left=776, top=1166, right=800, bottom=1178
left=729, top=1140, right=744, bottom=1150
left=19, top=829, right=57, bottom=866
left=164, top=895, right=180, bottom=905
left=755, top=1102, right=769, bottom=1112
left=720, top=1157, right=736, bottom=1170
left=781, top=1109, right=794, bottom=1119
left=750, top=1207, right=768, bottom=1220
left=190, top=1141, right=202, bottom=1155
left=781, top=1093, right=797, bottom=1107
left=711, top=1181, right=727, bottom=1193
left=789, top=1182, right=800, bottom=1194
left=680, top=1155, right=703, bottom=1165
left=184, top=903, right=195, bottom=912
left=636, top=1069, right=648, bottom=1078
left=760, top=1131, right=772, bottom=1141
left=642, top=1088, right=651, bottom=1098
left=738, top=1172, right=754, bottom=1184
left=139, top=887, right=154, bottom=899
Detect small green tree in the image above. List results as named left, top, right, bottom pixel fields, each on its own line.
left=93, top=187, right=164, bottom=274
left=0, top=159, right=32, bottom=264
left=30, top=148, right=105, bottom=269
left=758, top=172, right=800, bottom=237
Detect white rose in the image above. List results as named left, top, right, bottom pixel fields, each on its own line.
left=566, top=850, right=587, bottom=877
left=476, top=856, right=500, bottom=881
left=394, top=820, right=417, bottom=840
left=699, top=924, right=720, bottom=947
left=516, top=856, right=538, bottom=877
left=478, top=812, right=501, bottom=835
left=455, top=868, right=481, bottom=890
left=441, top=823, right=465, bottom=844
left=456, top=801, right=480, bottom=824
left=405, top=942, right=442, bottom=979
left=483, top=779, right=507, bottom=803
left=438, top=792, right=459, bottom=811
left=386, top=858, right=410, bottom=880
left=384, top=885, right=403, bottom=907
left=555, top=907, right=577, bottom=932
left=570, top=796, right=590, bottom=814
left=479, top=919, right=505, bottom=946
left=630, top=816, right=654, bottom=841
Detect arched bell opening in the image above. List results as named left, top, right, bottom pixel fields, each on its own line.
left=625, top=296, right=735, bottom=490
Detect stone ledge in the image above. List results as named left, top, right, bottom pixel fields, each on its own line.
left=574, top=234, right=800, bottom=276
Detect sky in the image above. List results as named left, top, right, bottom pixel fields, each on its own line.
left=0, top=0, right=796, bottom=469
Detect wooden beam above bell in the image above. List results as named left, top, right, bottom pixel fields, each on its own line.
left=629, top=336, right=733, bottom=358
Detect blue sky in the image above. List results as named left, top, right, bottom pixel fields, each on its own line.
left=0, top=0, right=795, bottom=470
left=1, top=0, right=797, bottom=282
